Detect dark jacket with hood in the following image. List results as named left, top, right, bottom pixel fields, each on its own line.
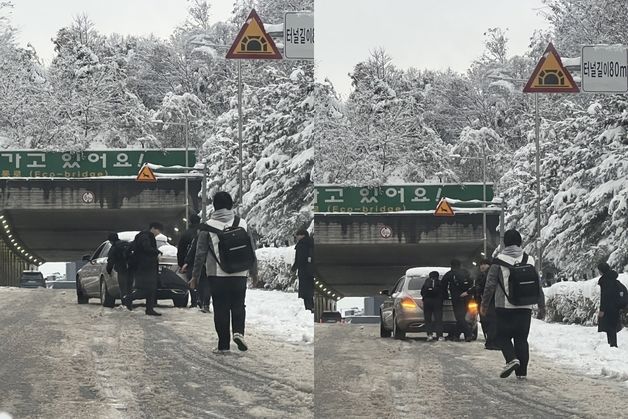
left=106, top=239, right=129, bottom=275
left=441, top=268, right=473, bottom=301
left=420, top=276, right=444, bottom=300
left=132, top=230, right=160, bottom=290
left=598, top=270, right=623, bottom=333
left=292, top=234, right=314, bottom=299
left=177, top=223, right=200, bottom=268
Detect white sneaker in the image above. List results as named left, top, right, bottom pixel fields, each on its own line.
left=212, top=348, right=230, bottom=355
left=437, top=337, right=445, bottom=341
left=516, top=375, right=527, bottom=380
left=233, top=333, right=248, bottom=352
left=426, top=334, right=434, bottom=342
left=500, top=359, right=520, bottom=378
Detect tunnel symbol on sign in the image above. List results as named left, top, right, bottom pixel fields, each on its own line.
left=537, top=69, right=565, bottom=86
left=226, top=9, right=282, bottom=59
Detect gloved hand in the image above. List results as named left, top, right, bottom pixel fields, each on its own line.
left=537, top=307, right=546, bottom=320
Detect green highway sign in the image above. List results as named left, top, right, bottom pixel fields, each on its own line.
left=0, top=149, right=196, bottom=178
left=314, top=184, right=494, bottom=213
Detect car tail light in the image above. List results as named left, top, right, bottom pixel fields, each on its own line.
left=400, top=297, right=418, bottom=311
left=467, top=299, right=479, bottom=315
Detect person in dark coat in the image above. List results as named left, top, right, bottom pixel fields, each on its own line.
left=106, top=233, right=132, bottom=304
left=597, top=262, right=622, bottom=348
left=421, top=271, right=444, bottom=341
left=178, top=214, right=201, bottom=308
left=181, top=228, right=211, bottom=313
left=441, top=259, right=474, bottom=342
left=291, top=229, right=314, bottom=312
left=128, top=222, right=163, bottom=316
left=474, top=258, right=498, bottom=349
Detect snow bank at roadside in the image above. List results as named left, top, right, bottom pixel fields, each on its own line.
left=529, top=319, right=628, bottom=383
left=544, top=273, right=628, bottom=326
left=255, top=247, right=296, bottom=291
left=246, top=289, right=313, bottom=344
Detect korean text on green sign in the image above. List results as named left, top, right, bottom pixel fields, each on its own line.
left=0, top=149, right=196, bottom=178
left=314, top=184, right=494, bottom=213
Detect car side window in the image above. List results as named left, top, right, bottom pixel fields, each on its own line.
left=392, top=276, right=405, bottom=294
left=99, top=243, right=112, bottom=259
left=91, top=243, right=106, bottom=260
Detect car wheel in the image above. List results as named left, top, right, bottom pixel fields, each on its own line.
left=100, top=278, right=115, bottom=308
left=76, top=275, right=89, bottom=304
left=393, top=312, right=406, bottom=339
left=173, top=294, right=188, bottom=308
left=380, top=311, right=392, bottom=338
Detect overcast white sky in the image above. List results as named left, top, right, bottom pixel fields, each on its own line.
left=315, top=0, right=551, bottom=97
left=10, top=0, right=235, bottom=65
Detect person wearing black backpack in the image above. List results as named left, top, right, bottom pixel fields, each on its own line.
left=190, top=192, right=258, bottom=354
left=106, top=233, right=132, bottom=306
left=441, top=259, right=474, bottom=342
left=421, top=271, right=444, bottom=341
left=481, top=229, right=546, bottom=380
left=596, top=262, right=624, bottom=348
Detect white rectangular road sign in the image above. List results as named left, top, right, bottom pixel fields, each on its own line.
left=284, top=12, right=313, bottom=60
left=581, top=45, right=628, bottom=93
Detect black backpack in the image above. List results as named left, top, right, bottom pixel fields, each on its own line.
left=494, top=253, right=541, bottom=306
left=618, top=280, right=628, bottom=310
left=207, top=216, right=256, bottom=274
left=116, top=241, right=133, bottom=270
left=123, top=239, right=139, bottom=271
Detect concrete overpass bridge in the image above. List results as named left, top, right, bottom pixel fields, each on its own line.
left=0, top=149, right=199, bottom=286
left=313, top=184, right=501, bottom=298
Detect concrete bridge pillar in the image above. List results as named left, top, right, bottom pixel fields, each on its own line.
left=0, top=238, right=30, bottom=286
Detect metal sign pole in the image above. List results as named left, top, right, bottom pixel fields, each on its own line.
left=201, top=160, right=208, bottom=223
left=535, top=93, right=542, bottom=274
left=185, top=118, right=190, bottom=229
left=238, top=60, right=244, bottom=208
left=482, top=140, right=487, bottom=257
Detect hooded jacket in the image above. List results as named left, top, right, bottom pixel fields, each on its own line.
left=191, top=209, right=257, bottom=279
left=481, top=245, right=545, bottom=311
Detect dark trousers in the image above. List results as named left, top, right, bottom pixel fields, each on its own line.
left=302, top=296, right=314, bottom=311
left=129, top=288, right=156, bottom=312
left=496, top=308, right=532, bottom=376
left=607, top=330, right=618, bottom=347
left=117, top=271, right=132, bottom=297
left=423, top=298, right=443, bottom=337
left=209, top=276, right=247, bottom=350
left=452, top=299, right=472, bottom=339
left=199, top=276, right=211, bottom=307
left=481, top=309, right=497, bottom=346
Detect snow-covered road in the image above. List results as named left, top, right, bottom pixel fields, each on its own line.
left=315, top=323, right=628, bottom=419
left=0, top=287, right=313, bottom=419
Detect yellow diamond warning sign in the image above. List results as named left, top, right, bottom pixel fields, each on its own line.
left=136, top=165, right=157, bottom=182
left=226, top=9, right=282, bottom=60
left=524, top=43, right=579, bottom=93
left=434, top=199, right=455, bottom=217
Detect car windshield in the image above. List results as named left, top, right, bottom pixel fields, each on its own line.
left=407, top=276, right=427, bottom=290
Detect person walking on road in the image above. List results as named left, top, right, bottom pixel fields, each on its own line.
left=421, top=271, right=444, bottom=341
left=178, top=214, right=202, bottom=309
left=190, top=192, right=258, bottom=354
left=291, top=229, right=314, bottom=312
left=182, top=230, right=211, bottom=313
left=127, top=222, right=164, bottom=316
left=106, top=233, right=132, bottom=306
left=597, top=262, right=624, bottom=348
left=481, top=229, right=546, bottom=379
left=474, top=258, right=498, bottom=350
left=441, top=259, right=474, bottom=342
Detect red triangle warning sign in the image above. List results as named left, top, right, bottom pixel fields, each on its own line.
left=434, top=199, right=455, bottom=217
left=136, top=165, right=157, bottom=182
left=226, top=9, right=282, bottom=60
left=523, top=43, right=579, bottom=93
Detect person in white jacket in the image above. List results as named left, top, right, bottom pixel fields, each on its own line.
left=481, top=229, right=546, bottom=379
